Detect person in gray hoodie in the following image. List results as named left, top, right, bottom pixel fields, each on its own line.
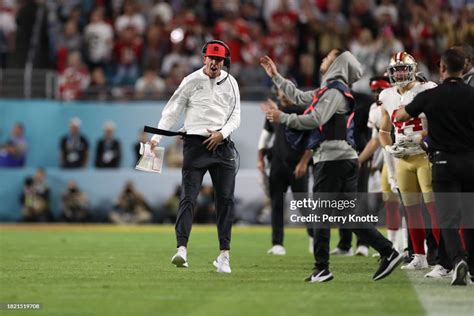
left=260, top=48, right=403, bottom=282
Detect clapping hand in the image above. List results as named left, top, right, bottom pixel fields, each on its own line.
left=261, top=98, right=282, bottom=123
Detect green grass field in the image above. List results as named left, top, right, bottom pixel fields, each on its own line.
left=0, top=225, right=472, bottom=316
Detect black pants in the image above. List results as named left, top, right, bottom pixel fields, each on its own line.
left=175, top=136, right=236, bottom=250
left=432, top=151, right=474, bottom=274
left=338, top=160, right=370, bottom=250
left=269, top=158, right=312, bottom=246
left=312, top=159, right=393, bottom=270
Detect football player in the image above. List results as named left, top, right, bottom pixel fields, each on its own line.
left=378, top=52, right=440, bottom=270
left=358, top=75, right=405, bottom=252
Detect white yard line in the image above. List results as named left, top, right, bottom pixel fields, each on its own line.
left=405, top=270, right=474, bottom=316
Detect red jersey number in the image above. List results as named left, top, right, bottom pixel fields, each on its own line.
left=391, top=109, right=423, bottom=134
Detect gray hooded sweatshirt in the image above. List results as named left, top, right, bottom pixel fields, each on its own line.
left=272, top=51, right=363, bottom=163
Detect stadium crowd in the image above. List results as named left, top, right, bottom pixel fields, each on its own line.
left=0, top=0, right=473, bottom=100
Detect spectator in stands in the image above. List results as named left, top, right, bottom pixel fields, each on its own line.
left=84, top=6, right=114, bottom=69
left=160, top=42, right=189, bottom=78
left=60, top=180, right=90, bottom=222
left=134, top=130, right=148, bottom=164
left=239, top=22, right=268, bottom=91
left=141, top=22, right=169, bottom=74
left=348, top=0, right=378, bottom=39
left=213, top=4, right=250, bottom=66
left=112, top=25, right=143, bottom=86
left=374, top=0, right=398, bottom=27
left=83, top=67, right=110, bottom=100
left=318, top=0, right=348, bottom=56
left=33, top=167, right=49, bottom=202
left=164, top=137, right=183, bottom=169
left=2, top=0, right=473, bottom=100
left=115, top=0, right=146, bottom=36
left=405, top=5, right=433, bottom=64
left=95, top=121, right=121, bottom=168
left=56, top=19, right=83, bottom=58
left=20, top=169, right=52, bottom=222
left=264, top=1, right=298, bottom=74
left=0, top=0, right=16, bottom=69
left=60, top=117, right=89, bottom=168
left=58, top=51, right=90, bottom=101
left=0, top=122, right=27, bottom=167
left=350, top=28, right=376, bottom=94
left=294, top=53, right=317, bottom=89
left=373, top=26, right=404, bottom=75
left=109, top=181, right=152, bottom=224
left=164, top=62, right=186, bottom=92
left=134, top=63, right=166, bottom=99
left=148, top=0, right=173, bottom=25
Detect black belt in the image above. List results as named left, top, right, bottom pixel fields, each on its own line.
left=144, top=126, right=186, bottom=136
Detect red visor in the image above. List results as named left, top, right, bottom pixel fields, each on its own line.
left=370, top=79, right=391, bottom=91
left=204, top=43, right=227, bottom=58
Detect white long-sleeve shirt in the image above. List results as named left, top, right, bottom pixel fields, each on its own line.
left=151, top=67, right=241, bottom=143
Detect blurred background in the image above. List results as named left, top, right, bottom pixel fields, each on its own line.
left=0, top=0, right=473, bottom=223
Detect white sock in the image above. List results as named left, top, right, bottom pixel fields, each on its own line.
left=387, top=229, right=398, bottom=244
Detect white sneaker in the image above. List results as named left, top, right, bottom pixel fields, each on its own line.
left=424, top=264, right=451, bottom=278
left=171, top=246, right=188, bottom=268
left=308, top=237, right=314, bottom=254
left=267, top=245, right=286, bottom=255
left=213, top=252, right=231, bottom=273
left=401, top=254, right=429, bottom=270
left=355, top=245, right=369, bottom=257
left=330, top=247, right=354, bottom=256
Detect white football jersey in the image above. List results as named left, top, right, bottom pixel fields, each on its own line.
left=367, top=102, right=381, bottom=138
left=368, top=102, right=381, bottom=129
left=379, top=81, right=436, bottom=147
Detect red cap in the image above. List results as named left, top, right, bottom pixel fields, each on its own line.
left=204, top=43, right=227, bottom=58
left=370, top=79, right=391, bottom=91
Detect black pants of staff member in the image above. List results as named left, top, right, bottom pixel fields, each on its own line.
left=269, top=158, right=313, bottom=246
left=432, top=151, right=474, bottom=274
left=312, top=159, right=393, bottom=270
left=175, top=136, right=236, bottom=250
left=337, top=160, right=370, bottom=250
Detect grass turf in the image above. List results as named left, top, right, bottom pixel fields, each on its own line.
left=0, top=225, right=424, bottom=316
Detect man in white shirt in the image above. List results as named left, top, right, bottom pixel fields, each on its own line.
left=84, top=7, right=113, bottom=68
left=150, top=40, right=241, bottom=273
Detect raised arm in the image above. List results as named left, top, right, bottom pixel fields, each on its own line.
left=260, top=56, right=314, bottom=107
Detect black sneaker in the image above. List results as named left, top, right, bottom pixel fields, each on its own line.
left=451, top=260, right=468, bottom=286
left=373, top=249, right=403, bottom=281
left=403, top=249, right=413, bottom=264
left=304, top=268, right=334, bottom=283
